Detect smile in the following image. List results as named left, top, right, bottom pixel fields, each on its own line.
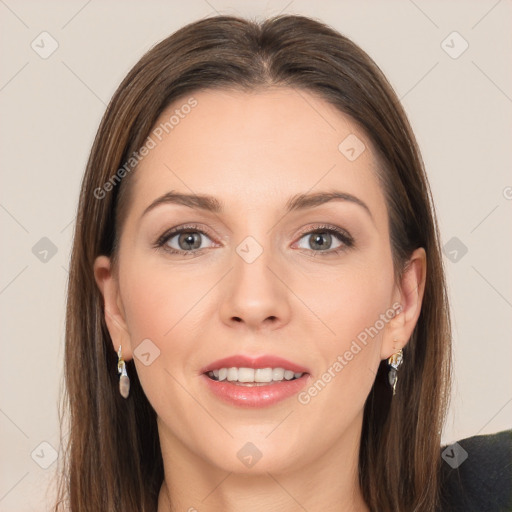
left=200, top=354, right=310, bottom=407
left=206, top=366, right=304, bottom=384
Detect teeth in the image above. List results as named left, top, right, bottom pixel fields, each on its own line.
left=272, top=368, right=284, bottom=380
left=238, top=368, right=254, bottom=382
left=227, top=367, right=238, bottom=381
left=255, top=368, right=273, bottom=382
left=207, top=367, right=305, bottom=383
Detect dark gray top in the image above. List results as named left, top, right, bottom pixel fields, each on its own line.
left=437, top=429, right=512, bottom=511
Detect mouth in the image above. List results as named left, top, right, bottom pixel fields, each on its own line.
left=200, top=355, right=310, bottom=407
left=205, top=367, right=306, bottom=386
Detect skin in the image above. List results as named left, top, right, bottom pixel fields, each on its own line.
left=94, top=87, right=426, bottom=512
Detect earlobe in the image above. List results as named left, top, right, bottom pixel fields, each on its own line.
left=381, top=247, right=427, bottom=359
left=93, top=255, right=133, bottom=360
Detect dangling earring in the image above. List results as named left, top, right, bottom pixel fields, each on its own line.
left=117, top=345, right=130, bottom=399
left=388, top=345, right=403, bottom=396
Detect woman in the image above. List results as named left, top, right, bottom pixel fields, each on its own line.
left=53, top=14, right=511, bottom=512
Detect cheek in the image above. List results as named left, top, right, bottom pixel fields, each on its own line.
left=118, top=257, right=219, bottom=407
left=120, top=259, right=211, bottom=344
left=118, top=260, right=209, bottom=422
left=304, top=250, right=395, bottom=402
left=116, top=259, right=195, bottom=398
left=314, top=252, right=395, bottom=346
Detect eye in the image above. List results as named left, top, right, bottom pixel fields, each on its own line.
left=295, top=224, right=354, bottom=256
left=154, top=223, right=354, bottom=257
left=154, top=224, right=216, bottom=255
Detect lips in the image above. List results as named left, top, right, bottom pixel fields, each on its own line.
left=199, top=354, right=311, bottom=408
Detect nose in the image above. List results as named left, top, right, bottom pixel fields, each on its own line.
left=218, top=241, right=292, bottom=332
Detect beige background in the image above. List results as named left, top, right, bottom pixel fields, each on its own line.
left=1, top=0, right=511, bottom=510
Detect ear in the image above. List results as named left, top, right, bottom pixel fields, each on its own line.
left=381, top=247, right=427, bottom=359
left=93, top=255, right=133, bottom=360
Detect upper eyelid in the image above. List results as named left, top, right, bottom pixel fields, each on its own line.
left=296, top=223, right=352, bottom=238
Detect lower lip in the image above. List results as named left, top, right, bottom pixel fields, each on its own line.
left=201, top=373, right=309, bottom=408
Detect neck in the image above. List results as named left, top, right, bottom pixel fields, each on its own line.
left=156, top=413, right=369, bottom=512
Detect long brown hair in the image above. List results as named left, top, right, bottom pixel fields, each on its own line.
left=54, top=14, right=452, bottom=512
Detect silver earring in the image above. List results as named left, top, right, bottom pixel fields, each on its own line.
left=117, top=345, right=130, bottom=399
left=388, top=346, right=403, bottom=396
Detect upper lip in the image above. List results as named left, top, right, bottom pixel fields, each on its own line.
left=200, top=354, right=310, bottom=374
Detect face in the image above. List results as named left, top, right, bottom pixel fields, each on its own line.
left=95, top=87, right=425, bottom=476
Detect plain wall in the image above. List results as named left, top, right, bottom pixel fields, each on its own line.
left=0, top=1, right=511, bottom=510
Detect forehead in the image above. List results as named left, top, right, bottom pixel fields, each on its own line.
left=128, top=87, right=386, bottom=218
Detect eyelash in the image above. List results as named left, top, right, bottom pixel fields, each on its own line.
left=153, top=223, right=354, bottom=257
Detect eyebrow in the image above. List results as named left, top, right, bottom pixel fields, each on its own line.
left=141, top=190, right=373, bottom=222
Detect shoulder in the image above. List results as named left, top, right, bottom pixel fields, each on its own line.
left=437, top=429, right=512, bottom=512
